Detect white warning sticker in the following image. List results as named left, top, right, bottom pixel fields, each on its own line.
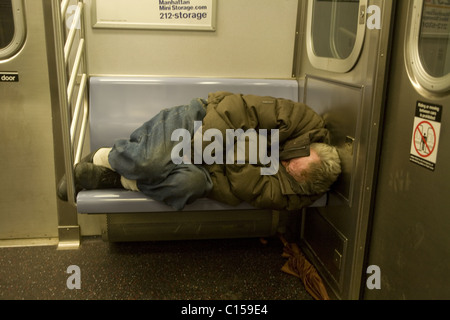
left=410, top=101, right=442, bottom=171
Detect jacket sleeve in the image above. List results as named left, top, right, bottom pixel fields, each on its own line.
left=225, top=164, right=317, bottom=210
left=206, top=163, right=243, bottom=206
left=206, top=92, right=328, bottom=145
left=225, top=164, right=288, bottom=210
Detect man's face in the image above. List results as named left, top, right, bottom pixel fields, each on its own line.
left=281, top=149, right=320, bottom=181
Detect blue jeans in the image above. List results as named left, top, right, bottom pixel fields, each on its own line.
left=108, top=99, right=213, bottom=210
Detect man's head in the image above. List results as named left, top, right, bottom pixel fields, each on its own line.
left=282, top=143, right=341, bottom=195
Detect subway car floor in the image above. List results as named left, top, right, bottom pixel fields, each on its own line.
left=0, top=236, right=313, bottom=300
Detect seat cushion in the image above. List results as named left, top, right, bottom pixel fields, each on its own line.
left=78, top=76, right=328, bottom=214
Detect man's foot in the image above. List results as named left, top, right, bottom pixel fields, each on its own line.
left=56, top=175, right=82, bottom=201
left=56, top=149, right=114, bottom=201
left=74, top=162, right=122, bottom=190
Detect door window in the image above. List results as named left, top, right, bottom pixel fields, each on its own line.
left=407, top=0, right=450, bottom=93
left=0, top=0, right=26, bottom=60
left=307, top=0, right=366, bottom=72
left=419, top=0, right=450, bottom=78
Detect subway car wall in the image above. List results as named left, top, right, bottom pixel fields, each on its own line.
left=0, top=0, right=59, bottom=242
left=0, top=0, right=449, bottom=300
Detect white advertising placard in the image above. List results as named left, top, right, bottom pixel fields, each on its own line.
left=421, top=0, right=450, bottom=36
left=93, top=0, right=217, bottom=31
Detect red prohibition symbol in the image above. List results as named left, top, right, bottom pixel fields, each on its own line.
left=414, top=121, right=436, bottom=158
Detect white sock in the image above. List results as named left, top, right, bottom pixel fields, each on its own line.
left=92, top=147, right=113, bottom=170
left=93, top=147, right=140, bottom=191
left=121, top=177, right=140, bottom=191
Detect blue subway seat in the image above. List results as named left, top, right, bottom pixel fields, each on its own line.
left=77, top=76, right=327, bottom=214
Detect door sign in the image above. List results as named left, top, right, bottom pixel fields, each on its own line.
left=410, top=101, right=442, bottom=171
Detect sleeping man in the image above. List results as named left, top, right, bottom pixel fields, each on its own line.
left=57, top=91, right=341, bottom=211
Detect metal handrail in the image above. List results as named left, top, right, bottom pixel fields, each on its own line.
left=70, top=73, right=87, bottom=144
left=70, top=73, right=89, bottom=165
left=67, top=38, right=84, bottom=101
left=64, top=2, right=83, bottom=64
left=60, top=0, right=70, bottom=16
left=75, top=95, right=89, bottom=165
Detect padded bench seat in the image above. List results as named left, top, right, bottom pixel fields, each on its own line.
left=77, top=76, right=326, bottom=214
left=77, top=189, right=328, bottom=214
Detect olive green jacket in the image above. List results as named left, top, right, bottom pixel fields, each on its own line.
left=202, top=91, right=330, bottom=211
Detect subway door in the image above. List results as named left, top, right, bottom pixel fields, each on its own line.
left=0, top=0, right=59, bottom=242
left=294, top=0, right=394, bottom=299
left=365, top=0, right=450, bottom=299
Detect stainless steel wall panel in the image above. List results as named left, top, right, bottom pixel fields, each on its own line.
left=304, top=76, right=364, bottom=206
left=0, top=0, right=58, bottom=240
left=365, top=0, right=450, bottom=299
left=296, top=0, right=395, bottom=299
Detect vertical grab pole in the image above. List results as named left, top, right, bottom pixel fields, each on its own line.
left=48, top=0, right=90, bottom=250
left=51, top=0, right=76, bottom=206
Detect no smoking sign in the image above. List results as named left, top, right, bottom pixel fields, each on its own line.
left=410, top=101, right=442, bottom=171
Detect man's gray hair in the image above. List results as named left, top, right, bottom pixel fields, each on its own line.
left=296, top=143, right=342, bottom=195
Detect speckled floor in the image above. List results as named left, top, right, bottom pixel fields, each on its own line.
left=0, top=236, right=313, bottom=300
